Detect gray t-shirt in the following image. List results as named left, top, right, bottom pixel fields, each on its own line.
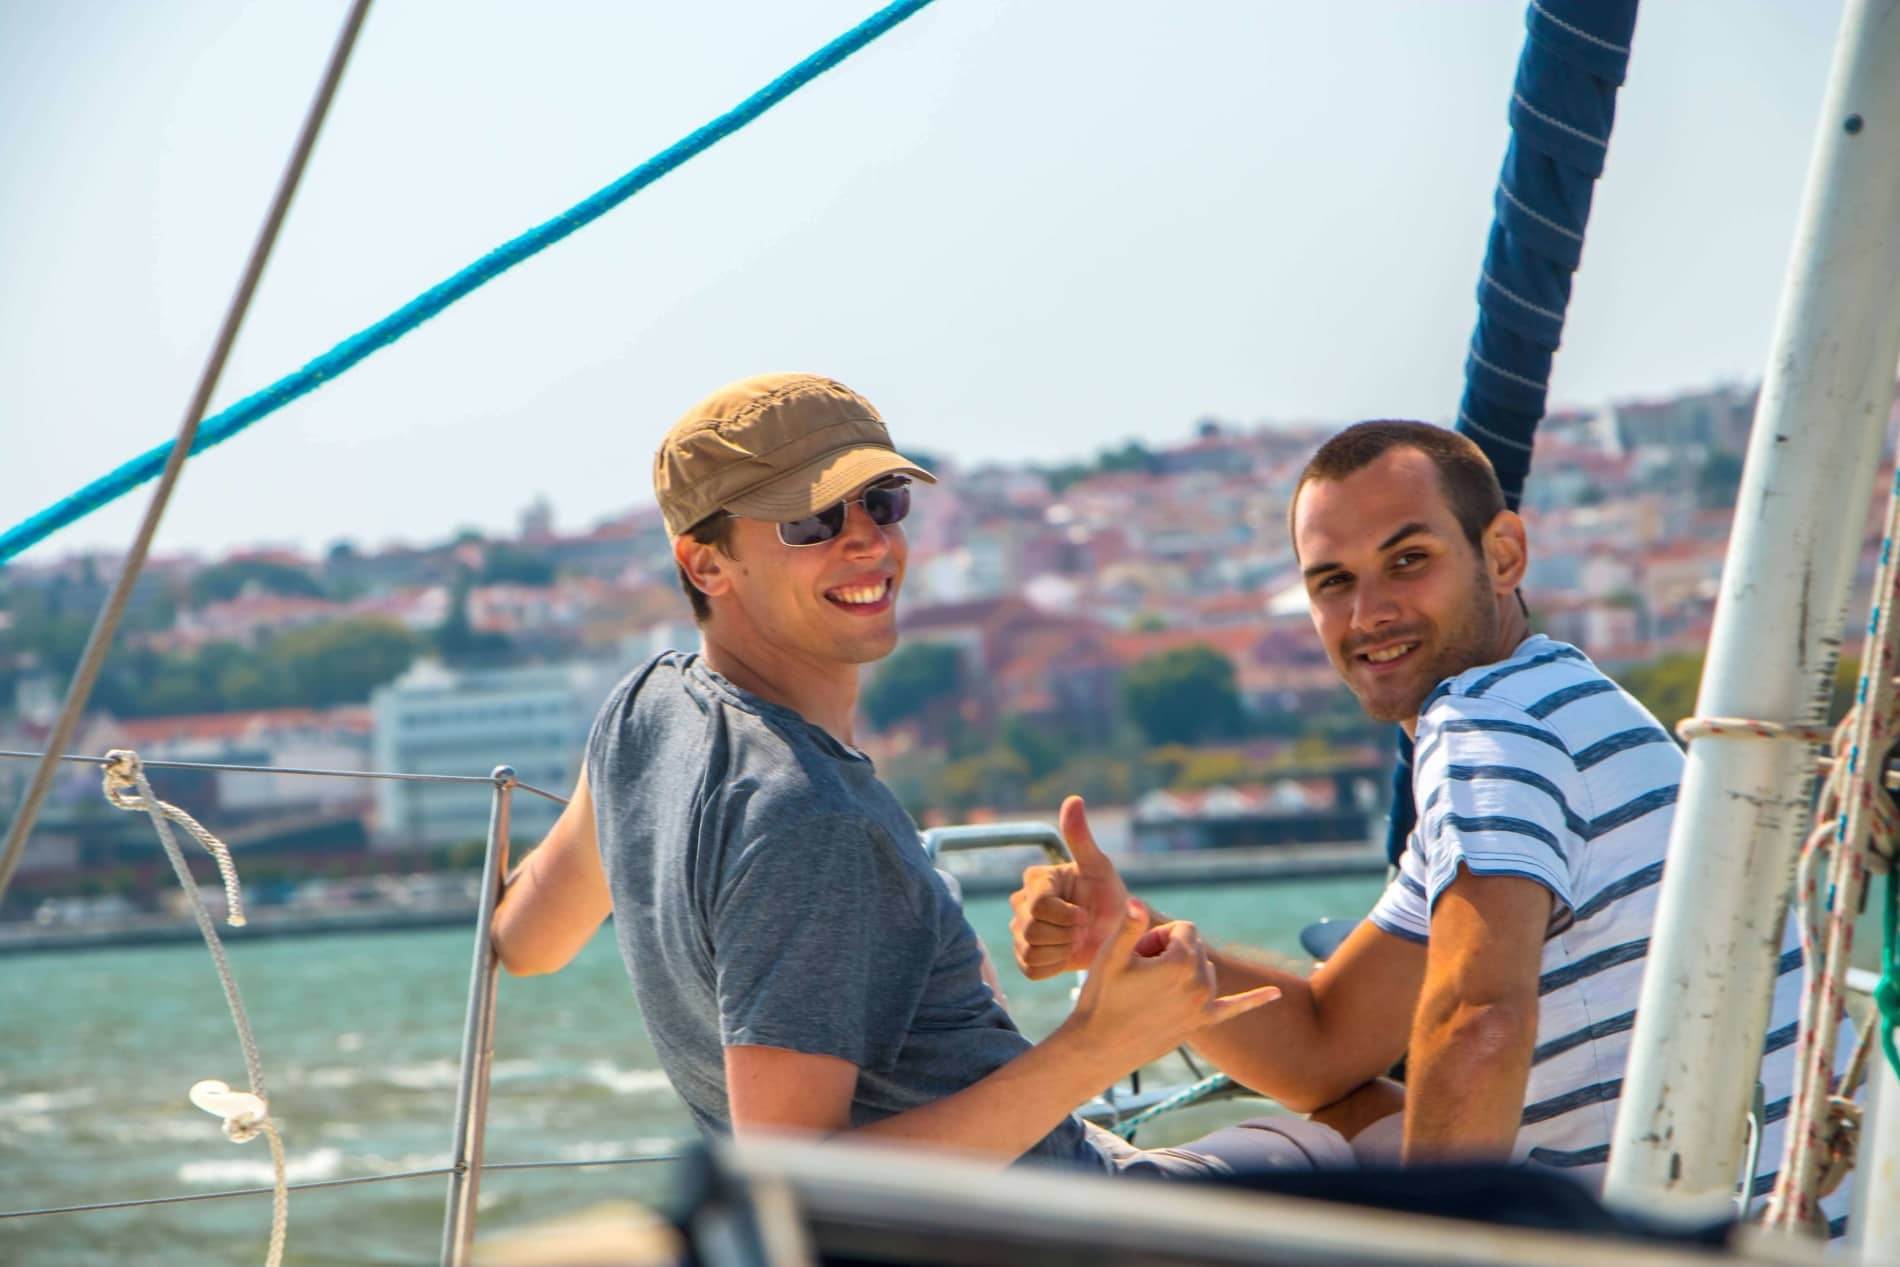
left=587, top=651, right=1093, bottom=1166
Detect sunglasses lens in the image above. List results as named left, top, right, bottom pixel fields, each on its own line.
left=773, top=479, right=912, bottom=546
left=777, top=504, right=846, bottom=547
left=864, top=480, right=911, bottom=526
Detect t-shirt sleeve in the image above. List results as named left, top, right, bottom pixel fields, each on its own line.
left=1367, top=838, right=1431, bottom=944
left=1411, top=696, right=1581, bottom=924
left=711, top=812, right=938, bottom=1073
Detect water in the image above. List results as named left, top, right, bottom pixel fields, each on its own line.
left=1, top=873, right=1384, bottom=1266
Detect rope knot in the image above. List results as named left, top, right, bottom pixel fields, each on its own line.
left=100, top=748, right=248, bottom=926
left=102, top=748, right=142, bottom=803
left=1815, top=1095, right=1862, bottom=1198
left=190, top=1079, right=271, bottom=1144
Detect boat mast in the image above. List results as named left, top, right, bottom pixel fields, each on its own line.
left=1603, top=0, right=1900, bottom=1219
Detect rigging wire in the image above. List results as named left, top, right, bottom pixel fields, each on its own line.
left=0, top=0, right=374, bottom=911
left=0, top=0, right=938, bottom=569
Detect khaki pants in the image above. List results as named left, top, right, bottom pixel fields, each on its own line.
left=1084, top=1110, right=1405, bottom=1177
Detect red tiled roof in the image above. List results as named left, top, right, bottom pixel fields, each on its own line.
left=114, top=706, right=372, bottom=746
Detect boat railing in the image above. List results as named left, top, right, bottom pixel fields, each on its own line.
left=0, top=748, right=1248, bottom=1264
left=921, top=821, right=1069, bottom=865
left=0, top=748, right=607, bottom=1267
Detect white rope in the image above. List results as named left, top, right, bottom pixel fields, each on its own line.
left=102, top=753, right=249, bottom=926
left=102, top=750, right=287, bottom=1267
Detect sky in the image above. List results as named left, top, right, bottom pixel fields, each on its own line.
left=0, top=1, right=1850, bottom=561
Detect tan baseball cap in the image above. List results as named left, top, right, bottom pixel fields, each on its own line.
left=653, top=373, right=936, bottom=537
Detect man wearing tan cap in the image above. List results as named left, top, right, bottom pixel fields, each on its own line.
left=492, top=373, right=1341, bottom=1173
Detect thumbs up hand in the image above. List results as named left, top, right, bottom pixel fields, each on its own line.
left=1009, top=796, right=1135, bottom=979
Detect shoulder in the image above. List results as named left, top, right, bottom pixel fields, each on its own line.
left=591, top=650, right=695, bottom=731
left=1425, top=636, right=1599, bottom=713
left=1413, top=639, right=1587, bottom=776
left=1417, top=637, right=1676, bottom=775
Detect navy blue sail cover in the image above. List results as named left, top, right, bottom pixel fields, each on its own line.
left=1386, top=0, right=1639, bottom=865
left=1457, top=0, right=1638, bottom=505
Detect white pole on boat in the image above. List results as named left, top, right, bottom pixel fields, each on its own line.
left=441, top=766, right=515, bottom=1267
left=1853, top=1042, right=1900, bottom=1259
left=1602, top=0, right=1900, bottom=1217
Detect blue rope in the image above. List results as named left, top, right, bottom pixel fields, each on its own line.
left=1110, top=1073, right=1235, bottom=1139
left=0, top=0, right=939, bottom=567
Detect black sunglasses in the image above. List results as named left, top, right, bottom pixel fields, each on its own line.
left=751, top=476, right=913, bottom=547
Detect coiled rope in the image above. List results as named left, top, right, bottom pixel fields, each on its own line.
left=102, top=751, right=287, bottom=1267
left=0, top=0, right=939, bottom=568
left=1677, top=470, right=1900, bottom=1236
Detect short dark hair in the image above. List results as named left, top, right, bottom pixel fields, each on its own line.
left=1290, top=421, right=1506, bottom=552
left=676, top=513, right=737, bottom=624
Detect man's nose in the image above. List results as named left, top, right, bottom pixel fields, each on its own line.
left=837, top=501, right=891, bottom=555
left=1351, top=575, right=1399, bottom=631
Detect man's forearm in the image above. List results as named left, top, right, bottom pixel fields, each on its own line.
left=1401, top=1000, right=1535, bottom=1162
left=1186, top=948, right=1348, bottom=1110
left=846, top=1016, right=1133, bottom=1161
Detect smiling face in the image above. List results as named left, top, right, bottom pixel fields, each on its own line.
left=1293, top=446, right=1526, bottom=728
left=680, top=482, right=908, bottom=672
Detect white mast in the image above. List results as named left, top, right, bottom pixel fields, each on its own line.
left=1603, top=0, right=1900, bottom=1218
left=1854, top=1054, right=1900, bottom=1257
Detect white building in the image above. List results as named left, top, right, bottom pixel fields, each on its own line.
left=370, top=659, right=620, bottom=849
left=115, top=706, right=374, bottom=816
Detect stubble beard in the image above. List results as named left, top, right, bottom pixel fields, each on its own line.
left=1346, top=567, right=1502, bottom=725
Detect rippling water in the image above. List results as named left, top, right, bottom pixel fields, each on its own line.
left=1, top=873, right=1384, bottom=1266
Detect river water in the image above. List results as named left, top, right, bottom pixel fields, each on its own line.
left=1, top=873, right=1385, bottom=1266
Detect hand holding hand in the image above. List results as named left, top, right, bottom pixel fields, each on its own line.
left=1071, top=901, right=1281, bottom=1074
left=1009, top=796, right=1132, bottom=979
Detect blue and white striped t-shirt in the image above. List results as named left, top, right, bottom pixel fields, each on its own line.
left=1366, top=634, right=1817, bottom=1211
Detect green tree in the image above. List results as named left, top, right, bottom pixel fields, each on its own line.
left=1026, top=754, right=1135, bottom=810
left=432, top=578, right=511, bottom=665
left=271, top=619, right=421, bottom=705
left=1617, top=652, right=1703, bottom=730
left=190, top=558, right=324, bottom=605
left=1000, top=714, right=1064, bottom=780
left=936, top=746, right=1031, bottom=814
left=481, top=545, right=557, bottom=586
left=863, top=642, right=964, bottom=731
left=1120, top=644, right=1244, bottom=745
left=1696, top=452, right=1747, bottom=510
left=1620, top=649, right=1860, bottom=733
left=1169, top=748, right=1253, bottom=790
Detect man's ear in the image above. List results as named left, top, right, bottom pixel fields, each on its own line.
left=1483, top=510, right=1529, bottom=594
left=674, top=534, right=731, bottom=601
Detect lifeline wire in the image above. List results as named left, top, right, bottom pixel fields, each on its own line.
left=0, top=0, right=937, bottom=568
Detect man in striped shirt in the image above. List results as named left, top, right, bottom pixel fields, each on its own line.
left=1012, top=421, right=1815, bottom=1209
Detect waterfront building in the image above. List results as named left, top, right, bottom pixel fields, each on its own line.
left=370, top=659, right=618, bottom=849
left=114, top=706, right=374, bottom=818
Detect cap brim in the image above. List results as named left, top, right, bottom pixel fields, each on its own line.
left=722, top=445, right=936, bottom=522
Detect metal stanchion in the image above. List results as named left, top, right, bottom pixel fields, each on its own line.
left=441, top=766, right=515, bottom=1267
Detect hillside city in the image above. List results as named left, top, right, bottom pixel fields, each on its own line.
left=4, top=380, right=1895, bottom=927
